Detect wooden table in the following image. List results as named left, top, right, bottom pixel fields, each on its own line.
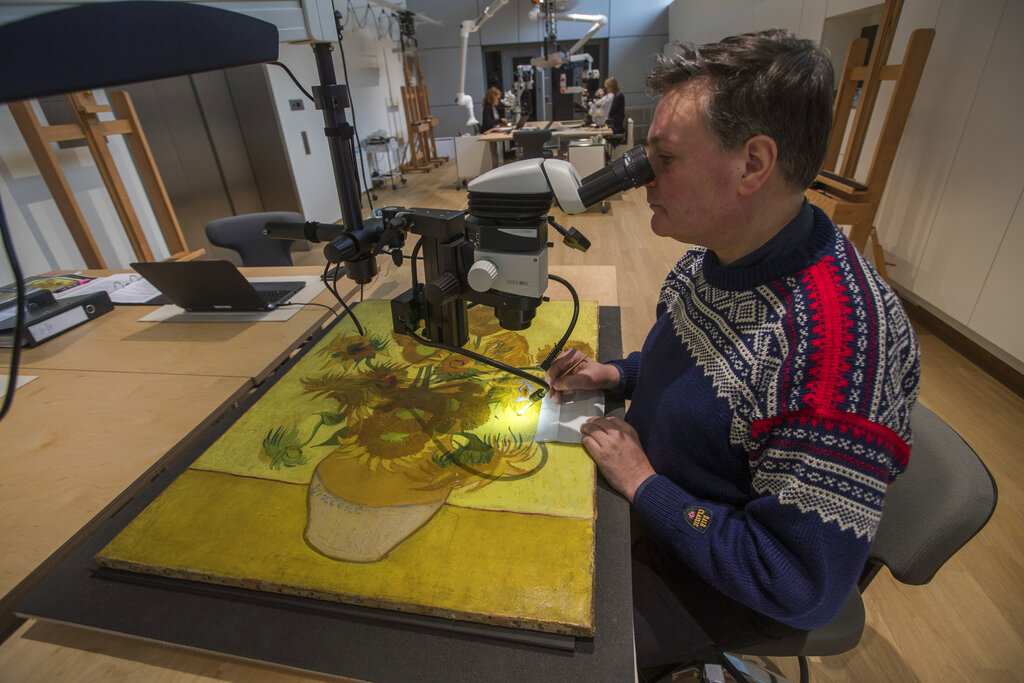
left=479, top=120, right=613, bottom=143
left=0, top=369, right=252, bottom=599
left=3, top=266, right=342, bottom=384
left=0, top=265, right=625, bottom=682
left=0, top=266, right=342, bottom=641
left=478, top=121, right=613, bottom=165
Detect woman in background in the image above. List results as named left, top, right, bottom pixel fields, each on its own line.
left=481, top=87, right=507, bottom=132
left=603, top=77, right=625, bottom=136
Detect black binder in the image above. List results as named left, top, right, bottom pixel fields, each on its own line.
left=0, top=289, right=113, bottom=347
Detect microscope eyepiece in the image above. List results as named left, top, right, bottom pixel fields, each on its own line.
left=576, top=144, right=655, bottom=208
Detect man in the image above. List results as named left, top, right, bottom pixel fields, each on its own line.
left=544, top=30, right=920, bottom=671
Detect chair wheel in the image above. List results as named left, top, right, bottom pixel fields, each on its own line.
left=372, top=193, right=379, bottom=200
left=401, top=178, right=407, bottom=184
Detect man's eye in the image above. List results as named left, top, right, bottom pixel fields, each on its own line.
left=657, top=155, right=672, bottom=164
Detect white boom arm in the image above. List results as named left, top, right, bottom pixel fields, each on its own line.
left=456, top=0, right=510, bottom=128
left=528, top=7, right=607, bottom=68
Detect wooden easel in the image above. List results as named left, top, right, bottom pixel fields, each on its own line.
left=807, top=0, right=933, bottom=281
left=9, top=90, right=202, bottom=268
left=399, top=51, right=446, bottom=173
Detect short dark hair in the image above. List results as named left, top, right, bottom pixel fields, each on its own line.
left=647, top=30, right=834, bottom=190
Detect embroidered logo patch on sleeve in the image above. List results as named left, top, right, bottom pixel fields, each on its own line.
left=685, top=506, right=711, bottom=533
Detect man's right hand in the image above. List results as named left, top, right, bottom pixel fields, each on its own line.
left=543, top=348, right=620, bottom=404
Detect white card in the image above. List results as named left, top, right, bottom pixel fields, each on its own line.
left=535, top=389, right=605, bottom=443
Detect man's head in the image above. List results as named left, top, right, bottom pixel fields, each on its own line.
left=647, top=30, right=834, bottom=191
left=643, top=30, right=833, bottom=261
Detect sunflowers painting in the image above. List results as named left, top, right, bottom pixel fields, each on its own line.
left=96, top=300, right=601, bottom=636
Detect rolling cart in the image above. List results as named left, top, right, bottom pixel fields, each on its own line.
left=362, top=135, right=405, bottom=196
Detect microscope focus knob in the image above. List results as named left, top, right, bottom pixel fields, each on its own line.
left=467, top=259, right=498, bottom=292
left=426, top=271, right=461, bottom=305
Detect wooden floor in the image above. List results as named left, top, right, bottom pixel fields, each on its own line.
left=326, top=162, right=1024, bottom=682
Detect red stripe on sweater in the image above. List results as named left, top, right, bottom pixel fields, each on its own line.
left=751, top=407, right=911, bottom=470
left=801, top=258, right=856, bottom=409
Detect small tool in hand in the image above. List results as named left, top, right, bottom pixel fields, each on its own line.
left=531, top=355, right=587, bottom=403
left=556, top=355, right=587, bottom=383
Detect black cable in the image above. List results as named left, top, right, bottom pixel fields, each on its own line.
left=0, top=198, right=24, bottom=422
left=539, top=274, right=580, bottom=371
left=270, top=61, right=315, bottom=102
left=278, top=301, right=341, bottom=320
left=403, top=324, right=549, bottom=395
left=321, top=261, right=364, bottom=335
left=332, top=8, right=375, bottom=214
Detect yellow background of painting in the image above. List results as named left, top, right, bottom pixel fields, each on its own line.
left=97, top=300, right=601, bottom=634
left=99, top=469, right=595, bottom=630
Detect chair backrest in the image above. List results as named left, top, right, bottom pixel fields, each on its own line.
left=610, top=118, right=635, bottom=160
left=204, top=211, right=302, bottom=267
left=865, top=402, right=997, bottom=587
left=513, top=129, right=553, bottom=160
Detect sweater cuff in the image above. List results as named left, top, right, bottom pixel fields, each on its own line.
left=632, top=473, right=658, bottom=502
left=607, top=352, right=641, bottom=399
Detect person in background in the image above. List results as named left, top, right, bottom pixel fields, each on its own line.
left=588, top=84, right=614, bottom=126
left=544, top=30, right=920, bottom=677
left=481, top=86, right=507, bottom=132
left=603, top=76, right=626, bottom=135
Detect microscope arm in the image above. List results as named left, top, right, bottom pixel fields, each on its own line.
left=456, top=0, right=511, bottom=128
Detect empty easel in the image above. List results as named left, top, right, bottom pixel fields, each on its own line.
left=807, top=0, right=934, bottom=281
left=9, top=90, right=202, bottom=267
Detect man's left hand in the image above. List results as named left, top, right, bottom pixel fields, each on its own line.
left=579, top=416, right=655, bottom=502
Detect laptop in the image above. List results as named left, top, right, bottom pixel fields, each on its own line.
left=130, top=260, right=306, bottom=312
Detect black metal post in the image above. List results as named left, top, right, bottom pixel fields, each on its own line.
left=310, top=42, right=363, bottom=235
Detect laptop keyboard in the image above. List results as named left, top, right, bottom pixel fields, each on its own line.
left=258, top=287, right=301, bottom=304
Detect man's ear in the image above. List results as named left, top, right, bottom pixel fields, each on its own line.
left=737, top=135, right=778, bottom=197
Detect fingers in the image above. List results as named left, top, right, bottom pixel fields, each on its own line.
left=581, top=416, right=634, bottom=438
left=543, top=348, right=587, bottom=389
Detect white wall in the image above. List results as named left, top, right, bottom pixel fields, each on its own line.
left=267, top=5, right=410, bottom=223
left=668, top=0, right=1024, bottom=372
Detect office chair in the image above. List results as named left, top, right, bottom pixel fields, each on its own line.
left=609, top=117, right=634, bottom=161
left=660, top=402, right=998, bottom=683
left=513, top=129, right=553, bottom=160
left=204, top=211, right=302, bottom=267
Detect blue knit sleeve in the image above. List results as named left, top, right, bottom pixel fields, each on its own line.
left=606, top=351, right=642, bottom=400
left=633, top=466, right=868, bottom=630
left=631, top=410, right=910, bottom=630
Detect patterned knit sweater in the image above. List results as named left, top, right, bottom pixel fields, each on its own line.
left=611, top=205, right=920, bottom=630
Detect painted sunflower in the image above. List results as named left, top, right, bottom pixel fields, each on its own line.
left=300, top=361, right=409, bottom=420
left=318, top=333, right=389, bottom=368
left=392, top=331, right=445, bottom=365
left=535, top=341, right=595, bottom=367
left=424, top=430, right=542, bottom=492
left=466, top=304, right=504, bottom=337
